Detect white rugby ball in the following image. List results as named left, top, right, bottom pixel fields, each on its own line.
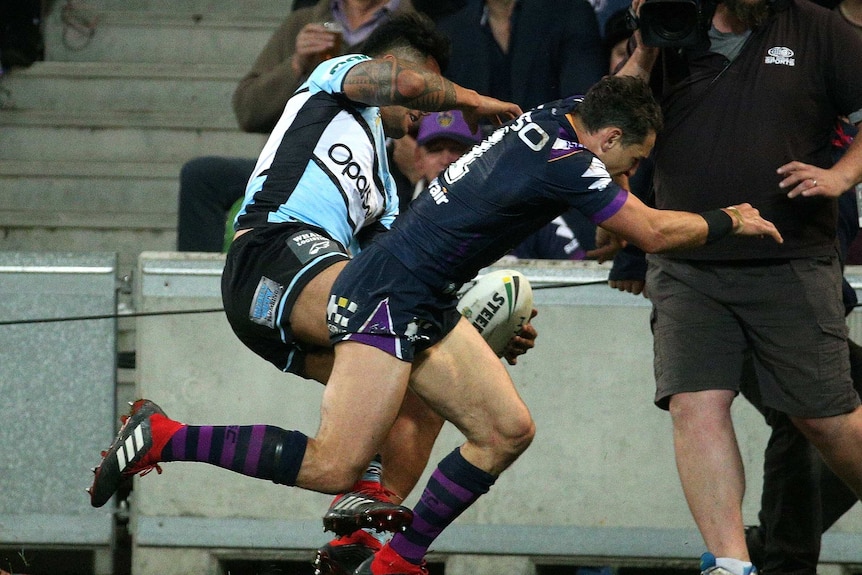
left=457, top=269, right=534, bottom=357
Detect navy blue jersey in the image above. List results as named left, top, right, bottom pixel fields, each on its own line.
left=378, top=97, right=628, bottom=288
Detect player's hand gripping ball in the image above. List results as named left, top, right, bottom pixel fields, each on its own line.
left=457, top=269, right=534, bottom=357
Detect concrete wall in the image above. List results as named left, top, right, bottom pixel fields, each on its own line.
left=0, top=252, right=118, bottom=575
left=131, top=253, right=862, bottom=575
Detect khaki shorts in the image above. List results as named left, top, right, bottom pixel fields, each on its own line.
left=648, top=255, right=859, bottom=418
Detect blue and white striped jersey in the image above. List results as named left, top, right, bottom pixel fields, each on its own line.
left=235, top=54, right=399, bottom=256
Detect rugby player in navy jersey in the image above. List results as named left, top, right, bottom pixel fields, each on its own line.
left=320, top=74, right=782, bottom=575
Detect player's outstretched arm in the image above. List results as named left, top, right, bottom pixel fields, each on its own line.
left=600, top=193, right=783, bottom=253
left=343, top=56, right=522, bottom=129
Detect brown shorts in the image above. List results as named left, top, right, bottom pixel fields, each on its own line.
left=648, top=255, right=859, bottom=418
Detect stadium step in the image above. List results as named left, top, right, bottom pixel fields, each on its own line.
left=1, top=61, right=245, bottom=114
left=43, top=8, right=281, bottom=66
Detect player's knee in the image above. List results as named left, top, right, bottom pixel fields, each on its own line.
left=498, top=408, right=535, bottom=460
left=301, top=440, right=370, bottom=493
left=179, top=156, right=214, bottom=185
left=323, top=455, right=372, bottom=493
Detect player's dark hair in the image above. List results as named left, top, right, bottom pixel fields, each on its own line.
left=359, top=12, right=451, bottom=72
left=578, top=75, right=663, bottom=146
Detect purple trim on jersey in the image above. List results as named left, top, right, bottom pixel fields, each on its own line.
left=548, top=127, right=586, bottom=161
left=590, top=189, right=628, bottom=224
left=347, top=332, right=402, bottom=358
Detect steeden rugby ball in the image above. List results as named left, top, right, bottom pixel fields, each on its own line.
left=457, top=269, right=534, bottom=357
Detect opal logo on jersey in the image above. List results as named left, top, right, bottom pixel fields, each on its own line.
left=765, top=46, right=795, bottom=66
left=328, top=143, right=374, bottom=211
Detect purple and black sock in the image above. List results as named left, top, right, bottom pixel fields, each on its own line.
left=389, top=447, right=496, bottom=564
left=160, top=424, right=308, bottom=485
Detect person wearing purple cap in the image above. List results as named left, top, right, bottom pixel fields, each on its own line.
left=408, top=110, right=482, bottom=204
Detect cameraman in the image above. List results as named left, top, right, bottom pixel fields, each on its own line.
left=615, top=1, right=862, bottom=574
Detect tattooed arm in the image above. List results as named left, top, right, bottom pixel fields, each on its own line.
left=342, top=56, right=522, bottom=130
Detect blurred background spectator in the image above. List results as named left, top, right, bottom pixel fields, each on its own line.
left=404, top=110, right=482, bottom=206
left=0, top=0, right=45, bottom=72
left=434, top=0, right=606, bottom=116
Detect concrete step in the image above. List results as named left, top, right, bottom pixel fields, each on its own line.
left=0, top=110, right=266, bottom=162
left=0, top=226, right=177, bottom=277
left=43, top=9, right=281, bottom=65
left=0, top=160, right=192, bottom=275
left=0, top=61, right=244, bottom=114
left=78, top=0, right=295, bottom=17
left=0, top=160, right=179, bottom=231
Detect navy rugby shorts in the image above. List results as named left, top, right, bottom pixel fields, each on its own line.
left=221, top=223, right=349, bottom=375
left=327, top=245, right=462, bottom=362
left=648, top=254, right=859, bottom=418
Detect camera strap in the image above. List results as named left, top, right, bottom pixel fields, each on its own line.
left=658, top=18, right=765, bottom=137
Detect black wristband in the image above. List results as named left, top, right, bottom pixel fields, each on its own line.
left=701, top=209, right=734, bottom=244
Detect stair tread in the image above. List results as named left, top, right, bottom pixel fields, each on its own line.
left=9, top=60, right=247, bottom=80
left=0, top=159, right=182, bottom=178
left=0, top=108, right=240, bottom=129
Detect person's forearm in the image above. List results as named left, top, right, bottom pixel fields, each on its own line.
left=615, top=44, right=658, bottom=82
left=233, top=60, right=304, bottom=133
left=342, top=58, right=460, bottom=111
left=833, top=125, right=862, bottom=191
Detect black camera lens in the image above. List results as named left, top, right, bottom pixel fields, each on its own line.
left=647, top=5, right=694, bottom=41
left=639, top=0, right=702, bottom=47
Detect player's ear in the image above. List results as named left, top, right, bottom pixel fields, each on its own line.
left=603, top=128, right=623, bottom=151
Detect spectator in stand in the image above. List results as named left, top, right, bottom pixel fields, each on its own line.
left=433, top=0, right=607, bottom=117
left=402, top=110, right=482, bottom=207
left=431, top=0, right=608, bottom=260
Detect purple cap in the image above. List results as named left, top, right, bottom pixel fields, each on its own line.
left=416, top=111, right=481, bottom=147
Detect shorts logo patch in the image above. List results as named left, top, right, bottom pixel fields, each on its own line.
left=327, top=294, right=359, bottom=333
left=287, top=231, right=336, bottom=263
left=250, top=276, right=285, bottom=328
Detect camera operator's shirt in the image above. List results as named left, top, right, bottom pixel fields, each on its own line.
left=649, top=0, right=862, bottom=261
left=235, top=54, right=399, bottom=256
left=380, top=96, right=627, bottom=291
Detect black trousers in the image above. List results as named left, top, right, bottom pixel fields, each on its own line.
left=175, top=156, right=254, bottom=252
